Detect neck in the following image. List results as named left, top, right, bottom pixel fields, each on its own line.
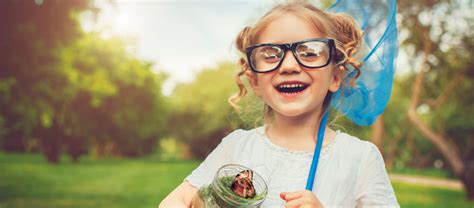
left=265, top=107, right=334, bottom=152
left=272, top=110, right=323, bottom=140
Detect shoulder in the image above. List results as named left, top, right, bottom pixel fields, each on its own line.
left=213, top=127, right=267, bottom=164
left=336, top=134, right=399, bottom=206
left=219, top=126, right=266, bottom=147
left=334, top=131, right=381, bottom=162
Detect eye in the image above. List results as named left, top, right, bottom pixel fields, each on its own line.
left=299, top=51, right=320, bottom=58
left=297, top=46, right=320, bottom=58
left=296, top=42, right=328, bottom=61
left=257, top=46, right=282, bottom=63
left=297, top=50, right=321, bottom=62
left=264, top=53, right=279, bottom=59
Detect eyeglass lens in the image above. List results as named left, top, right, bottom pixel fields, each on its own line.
left=250, top=41, right=330, bottom=72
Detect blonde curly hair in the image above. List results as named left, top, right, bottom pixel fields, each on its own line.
left=228, top=1, right=363, bottom=123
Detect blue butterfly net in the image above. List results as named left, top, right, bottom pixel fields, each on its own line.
left=327, top=0, right=399, bottom=126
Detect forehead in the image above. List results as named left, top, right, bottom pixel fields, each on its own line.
left=256, top=14, right=324, bottom=44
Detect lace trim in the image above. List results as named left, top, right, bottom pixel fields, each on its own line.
left=254, top=126, right=340, bottom=158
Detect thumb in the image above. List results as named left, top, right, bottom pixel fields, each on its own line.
left=279, top=192, right=287, bottom=200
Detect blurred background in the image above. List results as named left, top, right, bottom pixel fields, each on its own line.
left=0, top=0, right=473, bottom=207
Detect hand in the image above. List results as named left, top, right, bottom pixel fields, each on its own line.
left=280, top=190, right=324, bottom=208
left=190, top=192, right=204, bottom=208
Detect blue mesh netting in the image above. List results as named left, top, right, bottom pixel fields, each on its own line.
left=327, top=0, right=399, bottom=126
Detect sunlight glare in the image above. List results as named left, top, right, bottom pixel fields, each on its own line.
left=114, top=12, right=130, bottom=34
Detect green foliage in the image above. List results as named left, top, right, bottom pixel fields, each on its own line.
left=198, top=176, right=266, bottom=207
left=0, top=0, right=96, bottom=158
left=158, top=137, right=182, bottom=160
left=58, top=33, right=169, bottom=157
left=0, top=1, right=168, bottom=162
left=171, top=62, right=237, bottom=135
left=395, top=0, right=474, bottom=198
left=397, top=0, right=474, bottom=167
left=168, top=61, right=277, bottom=159
left=169, top=62, right=242, bottom=158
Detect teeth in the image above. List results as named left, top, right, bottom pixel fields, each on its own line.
left=279, top=84, right=305, bottom=88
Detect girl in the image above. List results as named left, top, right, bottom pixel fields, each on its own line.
left=161, top=1, right=399, bottom=207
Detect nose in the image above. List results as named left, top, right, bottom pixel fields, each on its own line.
left=278, top=51, right=301, bottom=74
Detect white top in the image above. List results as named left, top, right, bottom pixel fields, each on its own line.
left=185, top=126, right=399, bottom=208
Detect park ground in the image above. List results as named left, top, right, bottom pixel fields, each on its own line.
left=0, top=152, right=473, bottom=208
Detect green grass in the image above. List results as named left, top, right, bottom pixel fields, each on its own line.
left=0, top=152, right=200, bottom=208
left=0, top=152, right=473, bottom=208
left=393, top=182, right=472, bottom=208
left=389, top=167, right=453, bottom=179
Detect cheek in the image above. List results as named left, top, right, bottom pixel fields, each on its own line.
left=310, top=71, right=332, bottom=87
left=254, top=75, right=276, bottom=100
left=256, top=74, right=274, bottom=89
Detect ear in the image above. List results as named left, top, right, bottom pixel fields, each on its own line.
left=329, top=66, right=343, bottom=93
left=245, top=70, right=261, bottom=97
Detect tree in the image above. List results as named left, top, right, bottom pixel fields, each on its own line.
left=0, top=0, right=169, bottom=162
left=168, top=62, right=248, bottom=159
left=398, top=0, right=474, bottom=199
left=0, top=0, right=95, bottom=162
left=56, top=32, right=169, bottom=159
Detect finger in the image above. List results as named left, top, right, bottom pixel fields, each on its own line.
left=284, top=197, right=309, bottom=208
left=281, top=191, right=303, bottom=201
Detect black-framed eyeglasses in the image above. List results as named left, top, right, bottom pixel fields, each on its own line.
left=245, top=38, right=338, bottom=73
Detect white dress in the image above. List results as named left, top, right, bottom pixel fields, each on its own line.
left=185, top=126, right=399, bottom=208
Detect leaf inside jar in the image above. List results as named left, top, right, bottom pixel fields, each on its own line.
left=197, top=175, right=265, bottom=207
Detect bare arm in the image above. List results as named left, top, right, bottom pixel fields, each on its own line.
left=160, top=130, right=241, bottom=207
left=159, top=181, right=198, bottom=208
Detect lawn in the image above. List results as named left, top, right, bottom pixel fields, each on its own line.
left=0, top=152, right=472, bottom=208
left=0, top=152, right=200, bottom=208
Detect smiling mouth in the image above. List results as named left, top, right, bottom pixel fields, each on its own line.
left=275, top=83, right=309, bottom=94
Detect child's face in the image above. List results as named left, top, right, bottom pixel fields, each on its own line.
left=247, top=14, right=342, bottom=119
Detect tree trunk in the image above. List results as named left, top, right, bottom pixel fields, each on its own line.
left=37, top=122, right=62, bottom=164
left=406, top=39, right=470, bottom=199
left=406, top=53, right=464, bottom=176
left=384, top=132, right=401, bottom=170
left=43, top=146, right=60, bottom=164
left=371, top=115, right=384, bottom=154
left=415, top=148, right=437, bottom=168
left=95, top=143, right=105, bottom=159
left=461, top=164, right=474, bottom=200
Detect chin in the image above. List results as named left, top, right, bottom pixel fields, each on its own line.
left=274, top=108, right=314, bottom=118
left=270, top=101, right=323, bottom=118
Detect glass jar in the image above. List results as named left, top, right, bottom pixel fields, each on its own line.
left=195, top=164, right=268, bottom=208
